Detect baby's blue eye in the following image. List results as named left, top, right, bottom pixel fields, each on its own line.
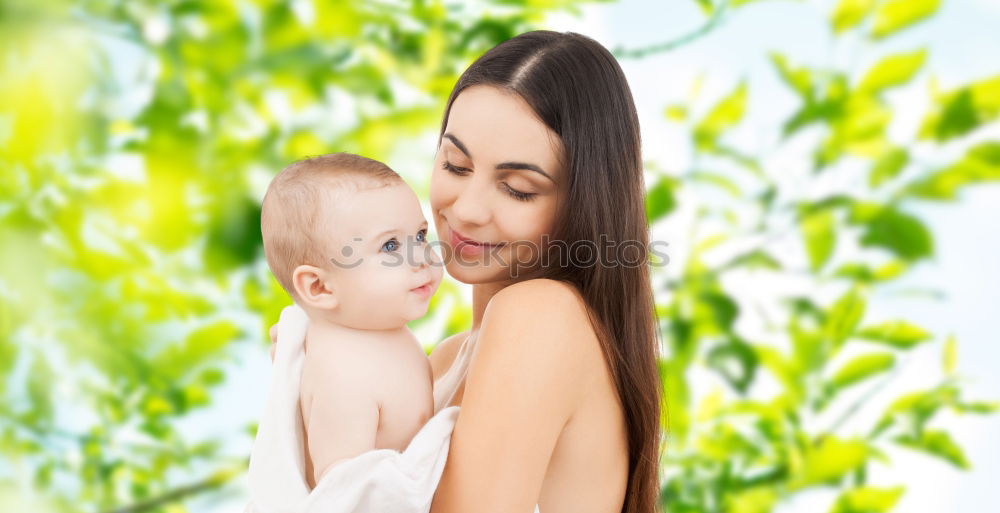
left=417, top=229, right=427, bottom=242
left=381, top=238, right=399, bottom=252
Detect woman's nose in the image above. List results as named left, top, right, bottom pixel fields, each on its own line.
left=450, top=179, right=492, bottom=227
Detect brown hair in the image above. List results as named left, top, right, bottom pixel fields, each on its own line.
left=260, top=152, right=402, bottom=298
left=438, top=31, right=664, bottom=512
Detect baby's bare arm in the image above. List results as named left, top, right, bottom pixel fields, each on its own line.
left=302, top=356, right=380, bottom=486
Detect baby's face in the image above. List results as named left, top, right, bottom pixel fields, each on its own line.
left=321, top=182, right=443, bottom=329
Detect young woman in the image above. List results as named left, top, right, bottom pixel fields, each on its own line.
left=273, top=30, right=663, bottom=513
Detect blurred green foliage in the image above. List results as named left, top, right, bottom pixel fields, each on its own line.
left=0, top=0, right=997, bottom=512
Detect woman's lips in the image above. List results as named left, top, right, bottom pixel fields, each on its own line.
left=449, top=227, right=504, bottom=257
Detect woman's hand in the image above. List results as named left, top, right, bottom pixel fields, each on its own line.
left=269, top=323, right=278, bottom=362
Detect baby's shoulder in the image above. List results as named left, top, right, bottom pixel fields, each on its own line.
left=301, top=339, right=380, bottom=392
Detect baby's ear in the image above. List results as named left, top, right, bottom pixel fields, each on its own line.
left=291, top=264, right=339, bottom=310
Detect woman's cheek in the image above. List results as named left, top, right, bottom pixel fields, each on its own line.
left=428, top=162, right=449, bottom=210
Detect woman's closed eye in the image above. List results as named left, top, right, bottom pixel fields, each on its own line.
left=442, top=160, right=537, bottom=202
left=441, top=160, right=471, bottom=175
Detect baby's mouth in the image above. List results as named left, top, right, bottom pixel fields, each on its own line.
left=411, top=281, right=434, bottom=297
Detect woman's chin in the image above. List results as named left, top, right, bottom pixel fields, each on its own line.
left=443, top=259, right=512, bottom=285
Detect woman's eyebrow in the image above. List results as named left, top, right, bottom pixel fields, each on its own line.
left=443, top=133, right=472, bottom=159
left=496, top=162, right=554, bottom=183
left=444, top=132, right=555, bottom=183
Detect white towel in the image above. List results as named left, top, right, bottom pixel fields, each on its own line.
left=244, top=304, right=460, bottom=513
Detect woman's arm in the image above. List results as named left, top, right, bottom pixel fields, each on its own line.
left=429, top=279, right=596, bottom=513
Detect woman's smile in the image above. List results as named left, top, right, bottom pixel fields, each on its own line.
left=447, top=224, right=506, bottom=257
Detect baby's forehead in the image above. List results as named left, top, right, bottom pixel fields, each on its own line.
left=322, top=181, right=422, bottom=241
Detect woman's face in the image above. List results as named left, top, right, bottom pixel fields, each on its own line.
left=430, top=84, right=565, bottom=284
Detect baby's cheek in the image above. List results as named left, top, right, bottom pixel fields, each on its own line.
left=431, top=256, right=444, bottom=281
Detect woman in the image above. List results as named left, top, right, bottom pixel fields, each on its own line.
left=273, top=30, right=663, bottom=513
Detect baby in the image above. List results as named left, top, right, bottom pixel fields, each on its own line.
left=260, top=152, right=443, bottom=490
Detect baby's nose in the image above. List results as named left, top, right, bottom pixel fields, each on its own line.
left=411, top=246, right=431, bottom=269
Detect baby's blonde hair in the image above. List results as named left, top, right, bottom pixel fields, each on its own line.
left=261, top=152, right=402, bottom=299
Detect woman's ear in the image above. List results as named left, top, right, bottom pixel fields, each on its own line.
left=291, top=264, right=339, bottom=311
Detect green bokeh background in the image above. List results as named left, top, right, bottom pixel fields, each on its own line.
left=1, top=0, right=998, bottom=512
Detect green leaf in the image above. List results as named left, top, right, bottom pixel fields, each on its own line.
left=800, top=195, right=855, bottom=217
left=770, top=52, right=813, bottom=99
left=694, top=80, right=748, bottom=150
left=871, top=0, right=941, bottom=39
left=184, top=321, right=241, bottom=360
left=869, top=147, right=909, bottom=187
left=833, top=262, right=873, bottom=282
left=836, top=97, right=892, bottom=156
left=954, top=401, right=1000, bottom=414
left=831, top=0, right=877, bottom=33
left=794, top=436, right=869, bottom=489
left=646, top=175, right=678, bottom=223
left=724, top=249, right=783, bottom=271
left=823, top=286, right=867, bottom=349
left=895, top=429, right=970, bottom=469
left=726, top=487, right=778, bottom=513
left=904, top=141, right=1000, bottom=199
left=829, top=486, right=905, bottom=513
left=183, top=385, right=210, bottom=408
left=832, top=260, right=908, bottom=283
left=158, top=321, right=241, bottom=380
left=664, top=104, right=687, bottom=121
left=205, top=197, right=264, bottom=272
left=857, top=320, right=932, bottom=348
left=689, top=171, right=742, bottom=197
left=857, top=49, right=927, bottom=94
left=802, top=210, right=836, bottom=271
left=707, top=337, right=757, bottom=393
left=26, top=356, right=55, bottom=424
left=661, top=358, right=692, bottom=438
left=847, top=200, right=883, bottom=224
left=874, top=385, right=958, bottom=437
left=694, top=0, right=714, bottom=15
left=943, top=334, right=956, bottom=376
left=699, top=290, right=740, bottom=331
left=873, top=260, right=908, bottom=281
left=920, top=75, right=1000, bottom=141
left=791, top=321, right=825, bottom=373
left=831, top=352, right=895, bottom=389
left=859, top=207, right=933, bottom=260
left=200, top=367, right=226, bottom=386
left=143, top=396, right=173, bottom=416
left=755, top=345, right=805, bottom=403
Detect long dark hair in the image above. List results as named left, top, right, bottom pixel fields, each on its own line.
left=438, top=31, right=663, bottom=513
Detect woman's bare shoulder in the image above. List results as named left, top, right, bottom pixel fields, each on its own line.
left=482, top=278, right=600, bottom=371
left=488, top=278, right=591, bottom=326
